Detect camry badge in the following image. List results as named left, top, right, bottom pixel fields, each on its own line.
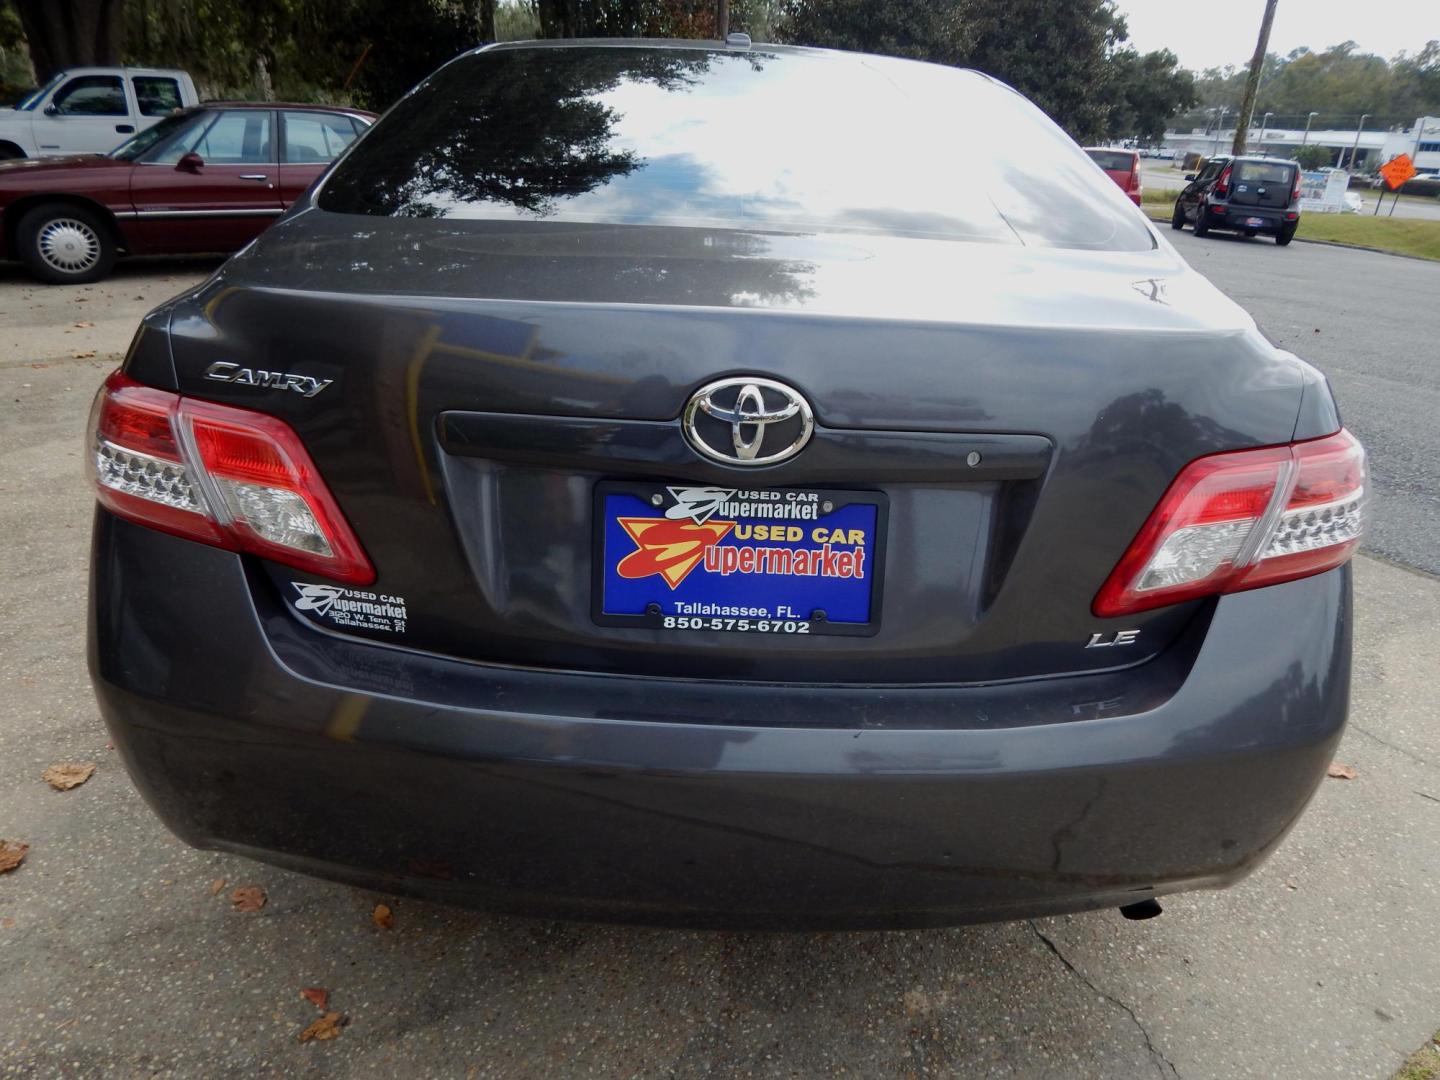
left=204, top=361, right=333, bottom=398
left=682, top=377, right=814, bottom=467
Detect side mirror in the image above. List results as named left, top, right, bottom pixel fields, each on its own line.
left=1184, top=173, right=1197, bottom=181
left=176, top=151, right=204, bottom=174
left=43, top=103, right=59, bottom=116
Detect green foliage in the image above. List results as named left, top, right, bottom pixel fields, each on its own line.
left=775, top=0, right=969, bottom=66
left=124, top=0, right=485, bottom=108
left=1183, top=40, right=1440, bottom=131
left=1293, top=144, right=1332, bottom=170
left=1101, top=47, right=1196, bottom=143
left=496, top=0, right=539, bottom=40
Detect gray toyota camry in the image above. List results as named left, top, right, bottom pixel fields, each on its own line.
left=88, top=39, right=1367, bottom=929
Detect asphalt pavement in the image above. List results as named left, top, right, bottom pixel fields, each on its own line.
left=1, top=242, right=1438, bottom=1079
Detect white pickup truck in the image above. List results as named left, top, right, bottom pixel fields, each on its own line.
left=0, top=67, right=199, bottom=159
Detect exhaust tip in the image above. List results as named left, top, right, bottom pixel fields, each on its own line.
left=1119, top=898, right=1163, bottom=921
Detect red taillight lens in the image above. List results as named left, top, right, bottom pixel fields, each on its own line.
left=1291, top=171, right=1302, bottom=203
left=89, top=371, right=374, bottom=584
left=1214, top=164, right=1232, bottom=198
left=1093, top=430, right=1367, bottom=617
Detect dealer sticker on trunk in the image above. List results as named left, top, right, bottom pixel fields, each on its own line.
left=595, top=484, right=885, bottom=636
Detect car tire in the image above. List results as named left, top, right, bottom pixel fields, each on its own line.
left=1192, top=209, right=1210, bottom=237
left=1276, top=226, right=1296, bottom=247
left=1170, top=202, right=1185, bottom=230
left=16, top=202, right=118, bottom=285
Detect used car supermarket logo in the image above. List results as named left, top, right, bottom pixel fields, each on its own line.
left=292, top=583, right=408, bottom=633
left=617, top=487, right=866, bottom=590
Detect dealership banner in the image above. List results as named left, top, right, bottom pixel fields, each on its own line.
left=1300, top=169, right=1349, bottom=213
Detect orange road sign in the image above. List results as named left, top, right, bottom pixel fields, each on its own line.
left=1379, top=154, right=1417, bottom=190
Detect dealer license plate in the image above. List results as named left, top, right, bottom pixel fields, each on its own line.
left=1245, top=216, right=1266, bottom=227
left=595, top=483, right=886, bottom=636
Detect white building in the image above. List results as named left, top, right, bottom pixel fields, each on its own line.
left=1163, top=117, right=1440, bottom=172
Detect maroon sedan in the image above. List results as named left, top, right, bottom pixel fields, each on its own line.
left=0, top=101, right=373, bottom=283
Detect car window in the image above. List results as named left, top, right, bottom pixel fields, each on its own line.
left=113, top=111, right=204, bottom=161
left=1235, top=162, right=1293, bottom=184
left=1086, top=150, right=1134, bottom=172
left=132, top=76, right=182, bottom=118
left=153, top=110, right=273, bottom=164
left=51, top=75, right=128, bottom=117
left=282, top=111, right=359, bottom=163
left=318, top=47, right=1154, bottom=252
left=1196, top=162, right=1224, bottom=183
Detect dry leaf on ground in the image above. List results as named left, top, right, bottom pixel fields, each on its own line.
left=1327, top=762, right=1358, bottom=780
left=298, top=1012, right=347, bottom=1043
left=1, top=917, right=15, bottom=929
left=74, top=321, right=95, bottom=328
left=208, top=878, right=226, bottom=896
left=71, top=350, right=96, bottom=359
left=0, top=840, right=29, bottom=874
left=300, top=987, right=329, bottom=1010
left=230, top=886, right=267, bottom=912
left=42, top=762, right=96, bottom=791
left=372, top=903, right=393, bottom=930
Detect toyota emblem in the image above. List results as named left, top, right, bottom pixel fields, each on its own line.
left=682, top=377, right=815, bottom=467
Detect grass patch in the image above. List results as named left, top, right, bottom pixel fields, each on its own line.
left=1143, top=205, right=1440, bottom=261
left=1140, top=188, right=1173, bottom=205
left=1395, top=1033, right=1440, bottom=1080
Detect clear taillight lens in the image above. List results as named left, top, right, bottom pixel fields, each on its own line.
left=89, top=371, right=374, bottom=584
left=1093, top=430, right=1367, bottom=617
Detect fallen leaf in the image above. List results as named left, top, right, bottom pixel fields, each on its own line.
left=74, top=320, right=95, bottom=328
left=209, top=878, right=226, bottom=896
left=300, top=987, right=329, bottom=1010
left=1284, top=879, right=1298, bottom=890
left=231, top=886, right=268, bottom=912
left=0, top=840, right=29, bottom=874
left=71, top=350, right=96, bottom=359
left=298, top=1011, right=347, bottom=1043
left=1, top=917, right=16, bottom=929
left=1327, top=762, right=1358, bottom=780
left=42, top=762, right=96, bottom=791
left=372, top=903, right=393, bottom=930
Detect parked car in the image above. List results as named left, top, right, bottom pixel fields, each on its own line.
left=88, top=41, right=1366, bottom=930
left=0, top=67, right=199, bottom=160
left=1084, top=146, right=1142, bottom=204
left=1172, top=155, right=1302, bottom=244
left=0, top=101, right=373, bottom=283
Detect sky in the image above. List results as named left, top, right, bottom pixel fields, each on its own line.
left=1117, top=0, right=1439, bottom=71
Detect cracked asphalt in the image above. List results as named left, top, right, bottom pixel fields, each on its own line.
left=2, top=238, right=1439, bottom=1079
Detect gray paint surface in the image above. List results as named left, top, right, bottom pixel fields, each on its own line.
left=1, top=231, right=1437, bottom=1077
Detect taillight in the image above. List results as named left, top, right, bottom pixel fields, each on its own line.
left=89, top=371, right=374, bottom=584
left=1093, top=430, right=1367, bottom=617
left=1214, top=164, right=1232, bottom=198
left=1291, top=171, right=1301, bottom=203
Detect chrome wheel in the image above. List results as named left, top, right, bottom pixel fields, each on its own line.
left=37, top=217, right=101, bottom=274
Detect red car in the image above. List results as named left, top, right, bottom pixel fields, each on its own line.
left=1084, top=147, right=1143, bottom=206
left=0, top=101, right=373, bottom=283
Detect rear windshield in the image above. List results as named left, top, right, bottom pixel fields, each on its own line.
left=317, top=46, right=1154, bottom=252
left=1235, top=162, right=1294, bottom=184
left=1086, top=150, right=1134, bottom=171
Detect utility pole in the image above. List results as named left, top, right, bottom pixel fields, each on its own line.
left=1232, top=0, right=1279, bottom=156
left=715, top=0, right=729, bottom=37
left=1346, top=114, right=1369, bottom=170
left=1301, top=111, right=1318, bottom=146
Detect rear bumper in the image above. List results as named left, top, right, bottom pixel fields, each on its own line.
left=1208, top=202, right=1295, bottom=232
left=89, top=511, right=1352, bottom=929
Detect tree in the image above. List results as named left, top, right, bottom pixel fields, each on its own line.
left=14, top=0, right=123, bottom=81
left=1101, top=47, right=1196, bottom=143
left=957, top=0, right=1128, bottom=143
left=775, top=0, right=970, bottom=65
left=1293, top=144, right=1331, bottom=169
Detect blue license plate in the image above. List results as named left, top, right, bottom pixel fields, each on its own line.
left=595, top=483, right=885, bottom=636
